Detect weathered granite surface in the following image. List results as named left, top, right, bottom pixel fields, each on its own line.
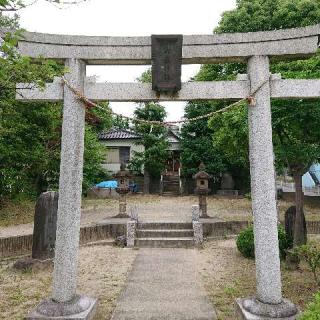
left=235, top=298, right=298, bottom=320
left=126, top=221, right=136, bottom=248
left=52, top=58, right=86, bottom=303
left=16, top=78, right=320, bottom=102
left=2, top=24, right=318, bottom=45
left=192, top=205, right=200, bottom=221
left=2, top=24, right=319, bottom=63
left=32, top=191, right=58, bottom=260
left=193, top=221, right=203, bottom=247
left=247, top=56, right=282, bottom=304
left=26, top=296, right=97, bottom=320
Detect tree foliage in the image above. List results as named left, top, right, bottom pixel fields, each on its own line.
left=0, top=5, right=111, bottom=203
left=129, top=102, right=169, bottom=177
left=129, top=67, right=169, bottom=185
left=203, top=0, right=320, bottom=246
left=180, top=101, right=225, bottom=178
left=205, top=0, right=320, bottom=175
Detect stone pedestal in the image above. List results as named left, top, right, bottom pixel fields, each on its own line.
left=235, top=298, right=298, bottom=320
left=26, top=296, right=97, bottom=320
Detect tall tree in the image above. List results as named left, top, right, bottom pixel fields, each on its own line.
left=129, top=68, right=169, bottom=194
left=0, top=3, right=112, bottom=204
left=204, top=0, right=320, bottom=246
left=130, top=103, right=169, bottom=194
left=180, top=101, right=226, bottom=183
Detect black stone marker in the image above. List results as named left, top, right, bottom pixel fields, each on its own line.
left=151, top=34, right=183, bottom=93
left=32, top=191, right=58, bottom=260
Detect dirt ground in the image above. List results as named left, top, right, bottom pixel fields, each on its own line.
left=1, top=238, right=319, bottom=320
left=1, top=195, right=319, bottom=238
left=198, top=238, right=319, bottom=320
left=0, top=245, right=137, bottom=320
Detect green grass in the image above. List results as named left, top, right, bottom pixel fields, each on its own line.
left=0, top=200, right=35, bottom=227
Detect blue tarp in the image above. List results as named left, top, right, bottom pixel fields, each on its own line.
left=302, top=172, right=316, bottom=188
left=95, top=180, right=138, bottom=192
left=310, top=163, right=320, bottom=184
left=301, top=163, right=320, bottom=188
left=95, top=180, right=118, bottom=189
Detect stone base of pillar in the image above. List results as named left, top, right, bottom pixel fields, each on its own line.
left=235, top=298, right=298, bottom=320
left=26, top=295, right=97, bottom=320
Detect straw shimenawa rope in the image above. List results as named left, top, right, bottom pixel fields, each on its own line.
left=61, top=76, right=270, bottom=127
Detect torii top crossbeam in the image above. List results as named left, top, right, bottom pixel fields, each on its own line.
left=1, top=24, right=319, bottom=64
left=5, top=24, right=319, bottom=103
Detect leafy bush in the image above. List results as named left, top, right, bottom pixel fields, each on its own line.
left=236, top=225, right=255, bottom=258
left=236, top=225, right=290, bottom=259
left=299, top=291, right=320, bottom=320
left=294, top=242, right=320, bottom=286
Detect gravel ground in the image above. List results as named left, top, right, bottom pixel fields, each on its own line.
left=198, top=238, right=319, bottom=320
left=0, top=195, right=250, bottom=237
left=0, top=245, right=137, bottom=320
left=1, top=195, right=319, bottom=238
left=0, top=238, right=318, bottom=320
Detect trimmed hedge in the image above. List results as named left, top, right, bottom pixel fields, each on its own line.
left=236, top=224, right=290, bottom=259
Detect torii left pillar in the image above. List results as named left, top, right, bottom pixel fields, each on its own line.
left=26, top=59, right=97, bottom=319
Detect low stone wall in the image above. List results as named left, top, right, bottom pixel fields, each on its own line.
left=0, top=222, right=126, bottom=258
left=282, top=192, right=320, bottom=206
left=79, top=223, right=126, bottom=244
left=305, top=220, right=320, bottom=234
left=203, top=221, right=249, bottom=238
left=1, top=220, right=320, bottom=258
left=0, top=234, right=33, bottom=259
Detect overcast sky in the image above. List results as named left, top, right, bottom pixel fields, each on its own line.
left=18, top=0, right=236, bottom=121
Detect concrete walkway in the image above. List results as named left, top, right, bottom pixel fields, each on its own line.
left=111, top=248, right=216, bottom=320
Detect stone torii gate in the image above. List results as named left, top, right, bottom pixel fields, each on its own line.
left=2, top=24, right=320, bottom=319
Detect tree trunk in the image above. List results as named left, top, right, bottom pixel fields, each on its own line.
left=293, top=172, right=307, bottom=247
left=144, top=169, right=150, bottom=194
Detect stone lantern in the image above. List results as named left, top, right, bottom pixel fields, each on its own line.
left=193, top=163, right=212, bottom=217
left=114, top=163, right=132, bottom=218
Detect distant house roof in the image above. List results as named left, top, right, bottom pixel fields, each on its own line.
left=98, top=128, right=141, bottom=140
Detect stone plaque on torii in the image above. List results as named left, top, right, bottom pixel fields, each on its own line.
left=2, top=24, right=320, bottom=319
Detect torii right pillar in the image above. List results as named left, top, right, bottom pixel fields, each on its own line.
left=235, top=56, right=298, bottom=319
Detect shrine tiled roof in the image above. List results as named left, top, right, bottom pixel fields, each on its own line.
left=98, top=128, right=141, bottom=140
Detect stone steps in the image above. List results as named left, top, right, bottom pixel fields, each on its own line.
left=135, top=222, right=194, bottom=248
left=136, top=229, right=194, bottom=238
left=138, top=222, right=193, bottom=230
left=135, top=237, right=194, bottom=248
left=162, top=176, right=180, bottom=195
left=161, top=191, right=180, bottom=196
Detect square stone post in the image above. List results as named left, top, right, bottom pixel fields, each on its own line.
left=119, top=194, right=127, bottom=216
left=235, top=56, right=297, bottom=319
left=26, top=58, right=97, bottom=319
left=127, top=220, right=136, bottom=248
left=192, top=204, right=200, bottom=221
left=199, top=195, right=208, bottom=217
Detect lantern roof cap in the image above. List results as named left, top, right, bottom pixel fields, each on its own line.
left=193, top=162, right=212, bottom=179
left=114, top=163, right=132, bottom=178
left=193, top=171, right=211, bottom=179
